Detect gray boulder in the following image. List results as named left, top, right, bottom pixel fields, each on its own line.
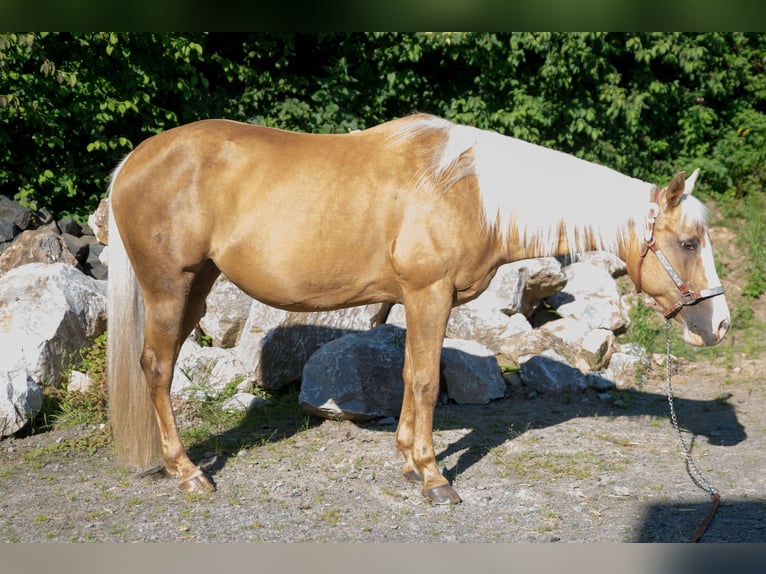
left=299, top=325, right=507, bottom=421
left=299, top=325, right=406, bottom=421
left=238, top=302, right=383, bottom=389
left=441, top=338, right=506, bottom=404
left=518, top=349, right=590, bottom=394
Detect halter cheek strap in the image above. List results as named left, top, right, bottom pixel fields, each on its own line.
left=635, top=186, right=725, bottom=319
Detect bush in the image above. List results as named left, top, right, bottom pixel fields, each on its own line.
left=2, top=32, right=765, bottom=220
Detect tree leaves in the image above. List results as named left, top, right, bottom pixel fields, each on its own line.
left=1, top=32, right=764, bottom=221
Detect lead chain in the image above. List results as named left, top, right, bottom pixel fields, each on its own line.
left=664, top=319, right=719, bottom=497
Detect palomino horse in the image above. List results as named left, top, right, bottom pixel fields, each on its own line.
left=107, top=113, right=730, bottom=504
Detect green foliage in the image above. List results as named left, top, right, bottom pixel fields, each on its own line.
left=2, top=32, right=765, bottom=222
left=622, top=299, right=663, bottom=356
left=57, top=332, right=109, bottom=427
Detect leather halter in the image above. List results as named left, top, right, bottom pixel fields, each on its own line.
left=635, top=186, right=725, bottom=319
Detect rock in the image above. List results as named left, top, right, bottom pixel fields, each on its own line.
left=599, top=345, right=652, bottom=389
left=577, top=328, right=615, bottom=371
left=221, top=392, right=271, bottom=413
left=0, top=228, right=79, bottom=276
left=57, top=217, right=82, bottom=236
left=238, top=302, right=383, bottom=390
left=499, top=258, right=568, bottom=316
left=299, top=325, right=406, bottom=421
left=0, top=195, right=38, bottom=243
left=547, top=262, right=628, bottom=331
left=0, top=219, right=16, bottom=244
left=575, top=250, right=627, bottom=278
left=440, top=338, right=506, bottom=404
left=83, top=241, right=108, bottom=280
left=497, top=329, right=578, bottom=370
left=0, top=263, right=106, bottom=386
left=60, top=233, right=89, bottom=266
left=0, top=353, right=43, bottom=437
left=198, top=275, right=253, bottom=348
left=172, top=337, right=251, bottom=400
left=88, top=198, right=109, bottom=245
left=541, top=319, right=615, bottom=371
left=67, top=370, right=93, bottom=393
left=300, top=325, right=508, bottom=420
left=518, top=349, right=590, bottom=393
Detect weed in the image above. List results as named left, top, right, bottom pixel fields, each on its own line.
left=320, top=508, right=344, bottom=526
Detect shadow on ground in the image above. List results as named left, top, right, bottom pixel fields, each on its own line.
left=636, top=496, right=766, bottom=543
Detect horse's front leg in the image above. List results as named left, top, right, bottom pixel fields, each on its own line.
left=396, top=285, right=461, bottom=505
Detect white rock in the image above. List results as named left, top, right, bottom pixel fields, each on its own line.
left=0, top=263, right=107, bottom=388
left=0, top=350, right=43, bottom=436
left=172, top=337, right=250, bottom=399
left=67, top=370, right=93, bottom=393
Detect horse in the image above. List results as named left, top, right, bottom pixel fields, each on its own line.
left=107, top=113, right=730, bottom=504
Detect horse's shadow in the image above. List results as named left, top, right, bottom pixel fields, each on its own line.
left=186, top=326, right=746, bottom=538
left=435, top=382, right=746, bottom=486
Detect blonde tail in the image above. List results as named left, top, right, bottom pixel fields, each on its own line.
left=107, top=164, right=162, bottom=472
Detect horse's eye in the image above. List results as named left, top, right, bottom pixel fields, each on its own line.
left=680, top=239, right=699, bottom=252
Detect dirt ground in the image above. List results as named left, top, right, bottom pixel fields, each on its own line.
left=1, top=221, right=764, bottom=543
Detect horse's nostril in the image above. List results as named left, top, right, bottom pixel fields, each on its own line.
left=718, top=318, right=730, bottom=338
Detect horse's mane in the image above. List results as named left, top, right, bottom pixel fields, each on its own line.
left=392, top=114, right=707, bottom=258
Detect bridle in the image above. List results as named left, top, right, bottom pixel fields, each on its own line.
left=635, top=186, right=726, bottom=319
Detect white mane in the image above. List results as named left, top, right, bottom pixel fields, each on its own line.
left=394, top=114, right=706, bottom=258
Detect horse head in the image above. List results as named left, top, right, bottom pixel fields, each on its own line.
left=633, top=169, right=730, bottom=346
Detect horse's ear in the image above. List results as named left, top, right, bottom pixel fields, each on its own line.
left=665, top=171, right=687, bottom=208
left=685, top=168, right=700, bottom=195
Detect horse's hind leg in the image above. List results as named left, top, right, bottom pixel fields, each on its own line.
left=140, top=261, right=220, bottom=493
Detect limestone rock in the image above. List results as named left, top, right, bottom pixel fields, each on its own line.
left=0, top=352, right=43, bottom=437
left=0, top=228, right=79, bottom=276
left=198, top=275, right=253, bottom=348
left=547, top=262, right=628, bottom=331
left=0, top=263, right=107, bottom=389
left=88, top=198, right=110, bottom=245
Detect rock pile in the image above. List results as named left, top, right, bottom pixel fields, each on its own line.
left=0, top=195, right=652, bottom=437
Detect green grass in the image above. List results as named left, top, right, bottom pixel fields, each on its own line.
left=489, top=448, right=626, bottom=481
left=719, top=191, right=766, bottom=299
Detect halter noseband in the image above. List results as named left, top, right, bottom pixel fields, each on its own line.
left=635, top=186, right=725, bottom=319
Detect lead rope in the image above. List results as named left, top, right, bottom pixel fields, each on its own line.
left=663, top=319, right=721, bottom=543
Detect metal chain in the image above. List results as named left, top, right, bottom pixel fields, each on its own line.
left=664, top=319, right=719, bottom=496
left=664, top=319, right=721, bottom=543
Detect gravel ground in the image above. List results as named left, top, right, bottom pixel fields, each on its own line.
left=1, top=351, right=763, bottom=543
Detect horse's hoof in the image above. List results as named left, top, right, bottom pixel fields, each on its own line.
left=425, top=484, right=462, bottom=505
left=178, top=469, right=215, bottom=493
left=403, top=469, right=423, bottom=484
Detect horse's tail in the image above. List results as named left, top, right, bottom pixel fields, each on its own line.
left=107, top=161, right=163, bottom=472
